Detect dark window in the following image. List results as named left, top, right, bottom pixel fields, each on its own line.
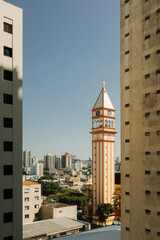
left=3, top=212, right=13, bottom=223
left=157, top=192, right=160, bottom=196
left=35, top=213, right=39, bottom=218
left=125, top=0, right=129, bottom=3
left=25, top=214, right=29, bottom=218
left=145, top=112, right=150, bottom=117
left=125, top=157, right=130, bottom=160
left=3, top=237, right=13, bottom=240
left=157, top=49, right=160, bottom=55
left=145, top=93, right=150, bottom=97
left=157, top=212, right=160, bottom=216
left=157, top=29, right=160, bottom=34
left=145, top=229, right=151, bottom=234
left=145, top=209, right=150, bottom=214
left=145, top=190, right=150, bottom=195
left=157, top=90, right=160, bottom=94
left=4, top=22, right=12, bottom=34
left=145, top=151, right=150, bottom=155
left=125, top=68, right=129, bottom=72
left=125, top=227, right=130, bottom=231
left=125, top=209, right=130, bottom=213
left=125, top=174, right=130, bottom=178
left=3, top=165, right=13, bottom=175
left=3, top=94, right=13, bottom=104
left=145, top=54, right=150, bottom=60
left=125, top=86, right=130, bottom=90
left=145, top=34, right=150, bottom=40
left=125, top=33, right=129, bottom=37
left=157, top=151, right=160, bottom=155
left=157, top=171, right=160, bottom=175
left=125, top=103, right=130, bottom=107
left=125, top=15, right=129, bottom=19
left=145, top=132, right=150, bottom=136
left=157, top=8, right=160, bottom=14
left=125, top=139, right=130, bottom=143
left=145, top=171, right=150, bottom=175
left=4, top=70, right=13, bottom=81
left=157, top=131, right=160, bottom=135
left=3, top=118, right=13, bottom=128
left=3, top=189, right=13, bottom=199
left=145, top=73, right=150, bottom=79
left=145, top=16, right=150, bottom=21
left=156, top=70, right=160, bottom=75
left=156, top=110, right=160, bottom=115
left=125, top=50, right=130, bottom=55
left=4, top=46, right=12, bottom=58
left=157, top=232, right=160, bottom=237
left=125, top=192, right=130, bottom=195
left=125, top=121, right=130, bottom=125
left=145, top=0, right=149, bottom=2
left=4, top=141, right=13, bottom=152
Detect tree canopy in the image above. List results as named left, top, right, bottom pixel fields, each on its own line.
left=96, top=203, right=114, bottom=222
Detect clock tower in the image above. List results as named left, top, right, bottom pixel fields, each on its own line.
left=91, top=81, right=116, bottom=222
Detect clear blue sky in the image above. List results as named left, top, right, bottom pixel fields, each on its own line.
left=9, top=0, right=120, bottom=160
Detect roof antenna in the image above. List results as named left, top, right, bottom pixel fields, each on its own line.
left=102, top=80, right=105, bottom=89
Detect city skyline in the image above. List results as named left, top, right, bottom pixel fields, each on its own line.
left=8, top=0, right=120, bottom=160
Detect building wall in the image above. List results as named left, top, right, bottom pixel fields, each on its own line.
left=0, top=1, right=22, bottom=239
left=121, top=0, right=160, bottom=239
left=23, top=182, right=42, bottom=224
left=23, top=149, right=32, bottom=167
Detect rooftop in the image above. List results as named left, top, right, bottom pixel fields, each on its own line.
left=43, top=202, right=75, bottom=208
left=23, top=181, right=39, bottom=185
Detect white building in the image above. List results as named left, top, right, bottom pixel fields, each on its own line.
left=23, top=149, right=32, bottom=167
left=0, top=1, right=22, bottom=239
left=31, top=162, right=44, bottom=176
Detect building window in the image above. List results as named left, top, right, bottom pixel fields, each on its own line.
left=125, top=227, right=130, bottom=231
left=145, top=229, right=151, bottom=234
left=125, top=174, right=130, bottom=178
left=156, top=70, right=160, bottom=75
left=4, top=22, right=12, bottom=34
left=145, top=54, right=150, bottom=60
left=125, top=14, right=129, bottom=19
left=157, top=8, right=160, bottom=14
left=145, top=93, right=150, bottom=97
left=145, top=73, right=150, bottom=79
left=3, top=94, right=13, bottom=104
left=157, top=212, right=160, bottom=216
left=145, top=171, right=150, bottom=175
left=145, top=34, right=150, bottom=40
left=35, top=196, right=39, bottom=200
left=3, top=237, right=13, bottom=240
left=125, top=86, right=130, bottom=90
left=145, top=190, right=150, bottom=195
left=157, top=171, right=160, bottom=175
left=4, top=141, right=13, bottom=152
left=145, top=151, right=150, bottom=155
left=3, top=118, right=13, bottom=128
left=145, top=112, right=150, bottom=117
left=157, top=130, right=160, bottom=135
left=125, top=209, right=130, bottom=213
left=157, top=151, right=160, bottom=155
left=125, top=157, right=130, bottom=160
left=125, top=103, right=130, bottom=107
left=125, top=0, right=129, bottom=3
left=35, top=204, right=39, bottom=209
left=24, top=206, right=29, bottom=210
left=125, top=192, right=130, bottom=195
left=157, top=90, right=160, bottom=94
left=3, top=212, right=13, bottom=223
left=157, top=49, right=160, bottom=55
left=4, top=46, right=12, bottom=58
left=125, top=33, right=129, bottom=37
left=145, top=132, right=150, bottom=136
left=125, top=68, right=129, bottom=72
left=125, top=139, right=130, bottom=143
left=145, top=16, right=150, bottom=21
left=25, top=214, right=29, bottom=218
left=125, top=50, right=130, bottom=55
left=24, top=197, right=29, bottom=202
left=157, top=192, right=160, bottom=196
left=59, top=211, right=62, bottom=213
left=4, top=70, right=13, bottom=81
left=145, top=209, right=150, bottom=214
left=35, top=188, right=39, bottom=192
left=3, top=189, right=13, bottom=199
left=156, top=110, right=160, bottom=115
left=35, top=213, right=39, bottom=218
left=156, top=29, right=160, bottom=34
left=4, top=165, right=13, bottom=175
left=125, top=121, right=130, bottom=125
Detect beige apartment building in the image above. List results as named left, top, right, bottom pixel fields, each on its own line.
left=121, top=0, right=160, bottom=239
left=23, top=181, right=42, bottom=224
left=0, top=1, right=22, bottom=239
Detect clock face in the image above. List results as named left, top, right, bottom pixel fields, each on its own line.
left=108, top=110, right=112, bottom=116
left=96, top=110, right=100, bottom=116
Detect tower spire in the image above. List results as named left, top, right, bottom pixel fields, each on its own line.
left=102, top=80, right=105, bottom=89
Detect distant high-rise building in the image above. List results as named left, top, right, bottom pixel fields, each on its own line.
left=23, top=149, right=32, bottom=167
left=121, top=0, right=160, bottom=239
left=54, top=155, right=61, bottom=169
left=61, top=153, right=72, bottom=168
left=44, top=153, right=55, bottom=170
left=91, top=81, right=116, bottom=224
left=0, top=1, right=23, bottom=239
left=31, top=162, right=43, bottom=176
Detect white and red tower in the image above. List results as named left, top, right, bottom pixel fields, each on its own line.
left=91, top=81, right=116, bottom=220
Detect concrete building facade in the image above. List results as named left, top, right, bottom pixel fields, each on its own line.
left=23, top=149, right=32, bottom=167
left=121, top=0, right=160, bottom=239
left=62, top=152, right=72, bottom=168
left=0, top=1, right=22, bottom=239
left=44, top=153, right=55, bottom=170
left=91, top=81, right=116, bottom=221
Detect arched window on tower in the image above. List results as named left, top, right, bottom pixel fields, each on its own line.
left=99, top=121, right=103, bottom=127
left=111, top=120, right=114, bottom=128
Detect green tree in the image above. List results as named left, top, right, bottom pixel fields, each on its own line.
left=96, top=203, right=114, bottom=222
left=38, top=175, right=53, bottom=183
left=42, top=182, right=62, bottom=196
left=112, top=187, right=121, bottom=210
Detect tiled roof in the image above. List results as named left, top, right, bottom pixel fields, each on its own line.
left=23, top=181, right=39, bottom=185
